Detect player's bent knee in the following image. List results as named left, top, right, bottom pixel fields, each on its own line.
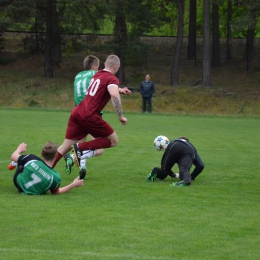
left=198, top=163, right=205, bottom=172
left=95, top=149, right=104, bottom=156
left=110, top=139, right=119, bottom=147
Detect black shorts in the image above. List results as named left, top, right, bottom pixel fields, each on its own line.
left=13, top=166, right=24, bottom=193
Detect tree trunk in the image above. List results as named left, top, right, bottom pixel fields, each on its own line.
left=52, top=0, right=62, bottom=64
left=187, top=0, right=196, bottom=61
left=225, top=0, right=232, bottom=60
left=171, top=0, right=184, bottom=86
left=44, top=0, right=53, bottom=78
left=114, top=1, right=127, bottom=84
left=35, top=16, right=40, bottom=54
left=202, top=0, right=212, bottom=87
left=245, top=28, right=255, bottom=71
left=212, top=2, right=221, bottom=67
left=244, top=6, right=258, bottom=63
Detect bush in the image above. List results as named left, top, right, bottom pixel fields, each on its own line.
left=21, top=34, right=45, bottom=54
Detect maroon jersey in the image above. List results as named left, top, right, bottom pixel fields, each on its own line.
left=72, top=69, right=119, bottom=119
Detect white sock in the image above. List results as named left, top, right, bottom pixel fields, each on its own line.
left=70, top=154, right=85, bottom=168
left=72, top=150, right=95, bottom=168
left=81, top=150, right=95, bottom=159
left=80, top=158, right=87, bottom=168
left=11, top=161, right=18, bottom=166
left=70, top=150, right=95, bottom=160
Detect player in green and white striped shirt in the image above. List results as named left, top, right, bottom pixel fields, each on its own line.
left=74, top=70, right=96, bottom=106
left=65, top=55, right=104, bottom=176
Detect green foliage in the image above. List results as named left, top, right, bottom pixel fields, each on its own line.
left=0, top=23, right=15, bottom=63
left=1, top=110, right=260, bottom=259
left=2, top=0, right=36, bottom=30
left=21, top=34, right=45, bottom=54
left=231, top=0, right=260, bottom=37
left=59, top=0, right=106, bottom=34
left=0, top=5, right=13, bottom=54
left=61, top=37, right=75, bottom=55
left=82, top=36, right=149, bottom=67
left=124, top=39, right=149, bottom=66
left=109, top=38, right=150, bottom=66
left=3, top=0, right=260, bottom=39
left=143, top=0, right=180, bottom=36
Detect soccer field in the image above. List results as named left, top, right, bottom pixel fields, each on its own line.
left=0, top=109, right=259, bottom=260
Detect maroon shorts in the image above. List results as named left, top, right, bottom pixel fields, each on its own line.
left=65, top=114, right=114, bottom=140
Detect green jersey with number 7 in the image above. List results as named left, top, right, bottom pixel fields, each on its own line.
left=16, top=154, right=61, bottom=195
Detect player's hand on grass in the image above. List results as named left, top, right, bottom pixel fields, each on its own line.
left=119, top=116, right=127, bottom=125
left=73, top=177, right=84, bottom=187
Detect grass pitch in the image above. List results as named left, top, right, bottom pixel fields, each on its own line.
left=0, top=109, right=259, bottom=260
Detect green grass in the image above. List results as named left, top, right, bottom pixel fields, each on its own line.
left=1, top=109, right=260, bottom=260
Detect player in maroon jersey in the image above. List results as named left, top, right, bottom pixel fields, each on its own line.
left=52, top=55, right=131, bottom=169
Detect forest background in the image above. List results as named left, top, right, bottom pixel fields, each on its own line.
left=0, top=0, right=260, bottom=116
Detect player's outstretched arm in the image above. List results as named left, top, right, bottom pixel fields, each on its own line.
left=109, top=85, right=127, bottom=125
left=119, top=87, right=131, bottom=95
left=11, top=142, right=27, bottom=162
left=55, top=177, right=84, bottom=194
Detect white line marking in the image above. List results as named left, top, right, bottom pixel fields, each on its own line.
left=0, top=160, right=10, bottom=164
left=0, top=248, right=173, bottom=259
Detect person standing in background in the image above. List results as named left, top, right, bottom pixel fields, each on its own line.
left=139, top=74, right=155, bottom=113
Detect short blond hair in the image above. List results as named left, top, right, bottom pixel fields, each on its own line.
left=105, top=55, right=120, bottom=68
left=83, top=55, right=100, bottom=70
left=42, top=142, right=58, bottom=161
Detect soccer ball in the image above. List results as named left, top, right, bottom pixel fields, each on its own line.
left=154, top=135, right=169, bottom=151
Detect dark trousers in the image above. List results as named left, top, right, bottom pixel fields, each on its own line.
left=142, top=96, right=152, bottom=113
left=13, top=166, right=23, bottom=193
left=161, top=141, right=195, bottom=181
left=191, top=154, right=204, bottom=180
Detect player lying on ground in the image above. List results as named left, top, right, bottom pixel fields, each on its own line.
left=147, top=137, right=204, bottom=186
left=9, top=142, right=84, bottom=195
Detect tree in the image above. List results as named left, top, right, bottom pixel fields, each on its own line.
left=202, top=0, right=212, bottom=87
left=1, top=0, right=106, bottom=77
left=212, top=0, right=221, bottom=67
left=61, top=0, right=105, bottom=34
left=225, top=0, right=232, bottom=60
left=244, top=1, right=259, bottom=63
left=0, top=0, right=12, bottom=55
left=171, top=0, right=185, bottom=86
left=104, top=0, right=158, bottom=84
left=232, top=0, right=260, bottom=68
left=51, top=0, right=62, bottom=64
left=113, top=0, right=127, bottom=84
left=44, top=0, right=104, bottom=77
left=44, top=0, right=68, bottom=77
left=44, top=0, right=54, bottom=78
left=187, top=0, right=197, bottom=61
left=0, top=0, right=36, bottom=63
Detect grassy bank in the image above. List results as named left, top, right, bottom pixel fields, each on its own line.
left=0, top=33, right=260, bottom=116
left=0, top=66, right=259, bottom=116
